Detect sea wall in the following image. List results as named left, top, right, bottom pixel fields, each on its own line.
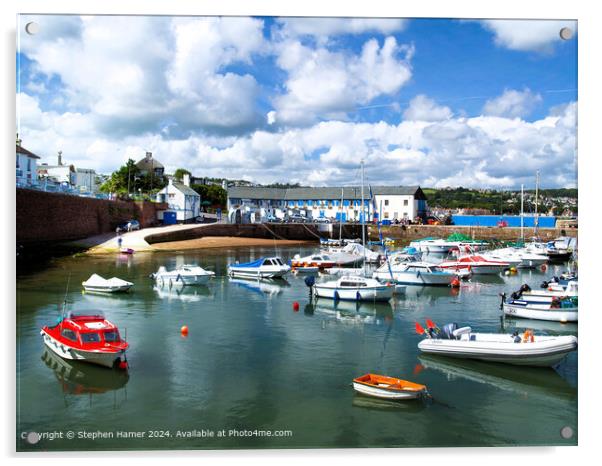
left=145, top=222, right=577, bottom=245
left=16, top=188, right=166, bottom=245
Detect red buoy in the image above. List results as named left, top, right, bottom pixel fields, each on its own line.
left=541, top=264, right=547, bottom=272
left=118, top=360, right=128, bottom=370
left=181, top=325, right=189, bottom=336
left=451, top=278, right=461, bottom=288
left=293, top=301, right=300, bottom=312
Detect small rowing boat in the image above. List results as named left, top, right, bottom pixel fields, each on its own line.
left=82, top=274, right=133, bottom=293
left=352, top=374, right=427, bottom=400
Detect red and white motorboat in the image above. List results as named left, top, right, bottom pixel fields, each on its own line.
left=291, top=253, right=337, bottom=269
left=437, top=255, right=510, bottom=275
left=40, top=310, right=129, bottom=369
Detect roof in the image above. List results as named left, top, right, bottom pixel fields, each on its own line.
left=170, top=182, right=200, bottom=197
left=136, top=156, right=164, bottom=170
left=227, top=186, right=426, bottom=201
left=16, top=144, right=40, bottom=159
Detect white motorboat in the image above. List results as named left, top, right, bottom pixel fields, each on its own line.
left=482, top=247, right=547, bottom=269
left=373, top=258, right=455, bottom=286
left=437, top=255, right=509, bottom=275
left=227, top=257, right=291, bottom=279
left=501, top=296, right=578, bottom=323
left=409, top=237, right=457, bottom=254
left=152, top=264, right=215, bottom=286
left=340, top=242, right=382, bottom=264
left=313, top=275, right=394, bottom=302
left=511, top=281, right=578, bottom=304
left=82, top=274, right=133, bottom=293
left=417, top=322, right=577, bottom=367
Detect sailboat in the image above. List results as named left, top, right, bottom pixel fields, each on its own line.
left=312, top=160, right=394, bottom=302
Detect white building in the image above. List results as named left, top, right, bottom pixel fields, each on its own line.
left=74, top=168, right=98, bottom=193
left=227, top=186, right=428, bottom=223
left=16, top=140, right=40, bottom=187
left=155, top=174, right=201, bottom=222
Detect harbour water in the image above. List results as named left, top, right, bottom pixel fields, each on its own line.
left=16, top=246, right=577, bottom=450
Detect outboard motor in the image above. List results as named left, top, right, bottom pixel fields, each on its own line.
left=440, top=322, right=459, bottom=340
left=304, top=275, right=316, bottom=300
left=520, top=284, right=531, bottom=293
left=540, top=280, right=549, bottom=289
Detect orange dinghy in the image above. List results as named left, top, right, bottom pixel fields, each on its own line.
left=352, top=374, right=427, bottom=400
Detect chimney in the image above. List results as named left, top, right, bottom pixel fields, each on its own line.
left=58, top=150, right=63, bottom=166
left=183, top=173, right=191, bottom=187
left=16, top=133, right=21, bottom=146
left=146, top=151, right=152, bottom=161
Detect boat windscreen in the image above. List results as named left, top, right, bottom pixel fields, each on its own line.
left=81, top=332, right=101, bottom=343
left=104, top=330, right=120, bottom=342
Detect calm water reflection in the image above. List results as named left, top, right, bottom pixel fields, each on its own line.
left=17, top=246, right=577, bottom=450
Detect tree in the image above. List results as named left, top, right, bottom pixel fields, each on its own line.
left=173, top=168, right=191, bottom=182
left=100, top=159, right=167, bottom=195
left=100, top=159, right=139, bottom=194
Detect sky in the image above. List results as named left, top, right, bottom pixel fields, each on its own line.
left=16, top=15, right=577, bottom=189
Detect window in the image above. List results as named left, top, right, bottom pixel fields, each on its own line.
left=81, top=333, right=101, bottom=343
left=27, top=158, right=31, bottom=171
left=104, top=330, right=120, bottom=342
left=16, top=157, right=20, bottom=168
left=384, top=199, right=389, bottom=206
left=61, top=328, right=78, bottom=342
left=404, top=199, right=408, bottom=206
left=384, top=212, right=389, bottom=218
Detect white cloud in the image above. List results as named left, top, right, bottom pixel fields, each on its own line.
left=403, top=95, right=453, bottom=122
left=272, top=37, right=413, bottom=125
left=275, top=18, right=407, bottom=41
left=483, top=88, right=542, bottom=118
left=18, top=93, right=576, bottom=189
left=19, top=15, right=266, bottom=136
left=481, top=20, right=577, bottom=53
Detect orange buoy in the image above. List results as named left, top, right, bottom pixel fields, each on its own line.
left=451, top=278, right=460, bottom=288
left=181, top=325, right=189, bottom=336
left=293, top=301, right=300, bottom=312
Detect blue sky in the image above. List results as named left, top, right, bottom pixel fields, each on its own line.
left=16, top=15, right=577, bottom=189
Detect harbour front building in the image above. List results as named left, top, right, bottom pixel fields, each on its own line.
left=227, top=186, right=428, bottom=224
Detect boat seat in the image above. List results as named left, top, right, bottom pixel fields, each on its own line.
left=452, top=326, right=472, bottom=338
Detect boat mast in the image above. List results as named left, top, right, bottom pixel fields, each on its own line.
left=339, top=187, right=343, bottom=241
left=520, top=184, right=524, bottom=243
left=534, top=170, right=540, bottom=236
left=361, top=159, right=366, bottom=273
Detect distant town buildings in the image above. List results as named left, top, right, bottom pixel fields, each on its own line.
left=16, top=137, right=40, bottom=187
left=227, top=186, right=428, bottom=223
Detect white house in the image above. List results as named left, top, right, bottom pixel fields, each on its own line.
left=155, top=174, right=201, bottom=222
left=226, top=186, right=428, bottom=223
left=16, top=139, right=40, bottom=187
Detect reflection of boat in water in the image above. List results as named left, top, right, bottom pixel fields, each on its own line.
left=229, top=277, right=290, bottom=296
left=153, top=285, right=214, bottom=303
left=418, top=354, right=576, bottom=401
left=501, top=317, right=578, bottom=336
left=310, top=299, right=393, bottom=325
left=41, top=349, right=129, bottom=395
left=352, top=393, right=426, bottom=412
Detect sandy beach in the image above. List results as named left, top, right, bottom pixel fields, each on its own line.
left=151, top=236, right=315, bottom=251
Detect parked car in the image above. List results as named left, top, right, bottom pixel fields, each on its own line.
left=116, top=220, right=140, bottom=233
left=265, top=214, right=280, bottom=223
left=286, top=214, right=308, bottom=223
left=313, top=217, right=331, bottom=224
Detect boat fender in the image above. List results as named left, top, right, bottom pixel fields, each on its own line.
left=334, top=291, right=340, bottom=301
left=356, top=291, right=362, bottom=301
